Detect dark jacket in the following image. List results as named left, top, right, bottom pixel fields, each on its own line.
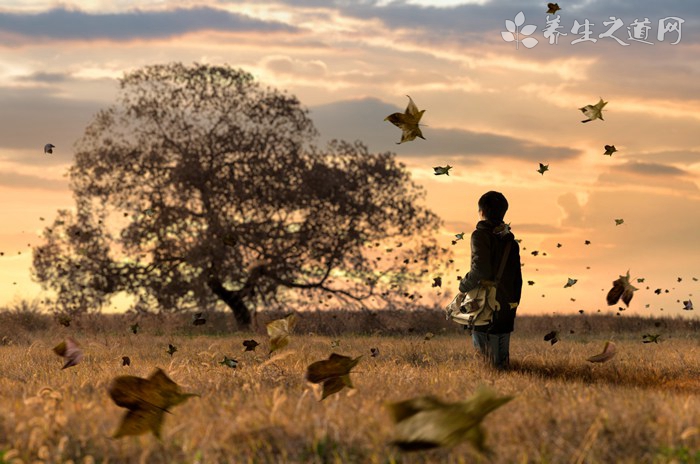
left=458, top=219, right=523, bottom=333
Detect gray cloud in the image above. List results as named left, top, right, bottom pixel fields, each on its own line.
left=619, top=149, right=700, bottom=165
left=0, top=6, right=297, bottom=44
left=309, top=97, right=582, bottom=161
left=0, top=170, right=68, bottom=190
left=0, top=87, right=104, bottom=165
left=617, top=161, right=690, bottom=177
left=15, top=72, right=71, bottom=83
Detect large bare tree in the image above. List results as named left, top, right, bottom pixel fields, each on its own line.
left=31, top=62, right=444, bottom=329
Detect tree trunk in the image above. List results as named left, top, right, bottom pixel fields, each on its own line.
left=207, top=277, right=251, bottom=329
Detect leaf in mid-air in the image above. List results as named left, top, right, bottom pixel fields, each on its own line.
left=537, top=163, right=549, bottom=175
left=454, top=232, right=465, bottom=241
left=306, top=353, right=361, bottom=400
left=108, top=368, right=199, bottom=439
left=44, top=143, right=55, bottom=154
left=57, top=315, right=71, bottom=327
left=584, top=240, right=591, bottom=245
left=614, top=218, right=624, bottom=225
left=242, top=339, right=259, bottom=352
left=606, top=270, right=638, bottom=307
left=546, top=3, right=561, bottom=14
left=192, top=312, right=206, bottom=326
left=387, top=386, right=514, bottom=452
left=587, top=341, right=616, bottom=363
left=167, top=344, right=177, bottom=356
left=130, top=323, right=139, bottom=334
left=604, top=145, right=617, bottom=156
left=556, top=243, right=562, bottom=248
left=385, top=95, right=426, bottom=144
left=370, top=347, right=380, bottom=357
left=527, top=280, right=535, bottom=285
left=122, top=356, right=131, bottom=366
left=53, top=337, right=83, bottom=369
left=564, top=278, right=577, bottom=288
left=433, top=165, right=452, bottom=176
left=683, top=300, right=693, bottom=311
left=580, top=98, right=608, bottom=123
left=266, top=314, right=296, bottom=354
left=219, top=356, right=238, bottom=368
left=543, top=331, right=559, bottom=345
left=642, top=334, right=660, bottom=344
left=432, top=277, right=442, bottom=288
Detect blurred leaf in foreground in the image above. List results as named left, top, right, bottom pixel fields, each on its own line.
left=587, top=341, right=617, bottom=363
left=266, top=314, right=296, bottom=354
left=387, top=386, right=514, bottom=452
left=306, top=353, right=361, bottom=400
left=53, top=337, right=83, bottom=369
left=108, top=368, right=198, bottom=439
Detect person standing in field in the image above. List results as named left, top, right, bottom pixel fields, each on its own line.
left=459, top=191, right=523, bottom=370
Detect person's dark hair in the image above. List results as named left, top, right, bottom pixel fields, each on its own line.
left=478, top=191, right=508, bottom=222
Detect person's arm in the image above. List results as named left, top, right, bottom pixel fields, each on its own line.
left=459, top=230, right=492, bottom=293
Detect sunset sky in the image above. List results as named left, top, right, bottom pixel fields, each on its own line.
left=0, top=0, right=698, bottom=318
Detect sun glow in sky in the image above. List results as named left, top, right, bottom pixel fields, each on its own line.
left=0, top=0, right=698, bottom=317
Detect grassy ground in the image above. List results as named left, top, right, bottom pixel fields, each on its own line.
left=0, top=311, right=699, bottom=463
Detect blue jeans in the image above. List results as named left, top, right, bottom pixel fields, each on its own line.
left=472, top=331, right=510, bottom=370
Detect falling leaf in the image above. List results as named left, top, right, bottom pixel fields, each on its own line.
left=614, top=218, right=624, bottom=225
left=331, top=339, right=341, bottom=348
left=424, top=332, right=434, bottom=341
left=167, top=344, right=177, bottom=356
left=454, top=232, right=465, bottom=242
left=578, top=309, right=584, bottom=314
left=580, top=98, right=607, bottom=123
left=556, top=243, right=562, bottom=248
left=387, top=386, right=514, bottom=452
left=130, top=323, right=139, bottom=334
left=192, top=312, right=206, bottom=326
left=683, top=300, right=693, bottom=311
left=242, top=339, right=259, bottom=352
left=370, top=347, right=380, bottom=357
left=122, top=356, right=131, bottom=366
left=564, top=278, right=577, bottom=288
left=585, top=240, right=591, bottom=245
left=543, top=331, right=559, bottom=345
left=306, top=353, right=361, bottom=400
left=537, top=163, right=549, bottom=175
left=604, top=145, right=617, bottom=156
left=587, top=341, right=617, bottom=363
left=108, top=368, right=198, bottom=439
left=266, top=314, right=296, bottom=354
left=433, top=165, right=452, bottom=176
left=385, top=95, right=426, bottom=144
left=642, top=334, right=660, bottom=344
left=546, top=3, right=560, bottom=14
left=637, top=278, right=645, bottom=283
left=53, top=337, right=83, bottom=369
left=606, top=270, right=638, bottom=307
left=219, top=356, right=238, bottom=368
left=654, top=288, right=662, bottom=295
left=44, top=143, right=55, bottom=154
left=57, top=315, right=71, bottom=327
left=531, top=250, right=539, bottom=256
left=432, top=277, right=442, bottom=288
left=677, top=277, right=682, bottom=282
left=527, top=281, right=535, bottom=285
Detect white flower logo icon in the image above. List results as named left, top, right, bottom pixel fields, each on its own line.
left=502, top=11, right=539, bottom=49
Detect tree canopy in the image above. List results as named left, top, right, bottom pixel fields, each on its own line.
left=32, top=62, right=445, bottom=329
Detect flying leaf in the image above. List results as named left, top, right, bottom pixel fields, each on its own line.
left=543, top=331, right=559, bottom=345
left=108, top=368, right=199, bottom=439
left=527, top=280, right=535, bottom=285
left=564, top=278, right=577, bottom=288
left=432, top=277, right=442, bottom=288
left=546, top=3, right=561, bottom=14
left=53, top=337, right=83, bottom=369
left=387, top=386, right=513, bottom=452
left=655, top=288, right=662, bottom=295
left=642, top=334, right=660, bottom=344
left=370, top=347, right=380, bottom=357
left=433, top=165, right=452, bottom=176
left=385, top=95, right=426, bottom=144
left=242, top=339, right=259, bottom=352
left=266, top=314, right=296, bottom=354
left=585, top=240, right=591, bottom=245
left=219, top=356, right=238, bottom=368
left=122, top=356, right=131, bottom=366
left=580, top=98, right=608, bottom=123
left=683, top=300, right=693, bottom=311
left=306, top=353, right=361, bottom=400
left=130, top=323, right=139, bottom=334
left=537, top=163, right=549, bottom=175
left=57, top=314, right=71, bottom=327
left=587, top=341, right=616, bottom=363
left=424, top=332, right=434, bottom=341
left=44, top=143, right=55, bottom=154
left=614, top=218, right=624, bottom=225
left=604, top=145, right=617, bottom=156
left=556, top=243, right=562, bottom=248
left=167, top=344, right=177, bottom=356
left=606, top=270, right=638, bottom=307
left=192, top=312, right=206, bottom=326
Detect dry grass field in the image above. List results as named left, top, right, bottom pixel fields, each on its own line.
left=1, top=308, right=699, bottom=464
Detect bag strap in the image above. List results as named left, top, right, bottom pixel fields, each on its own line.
left=494, top=240, right=512, bottom=287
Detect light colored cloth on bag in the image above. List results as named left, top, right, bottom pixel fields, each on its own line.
left=445, top=284, right=500, bottom=326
